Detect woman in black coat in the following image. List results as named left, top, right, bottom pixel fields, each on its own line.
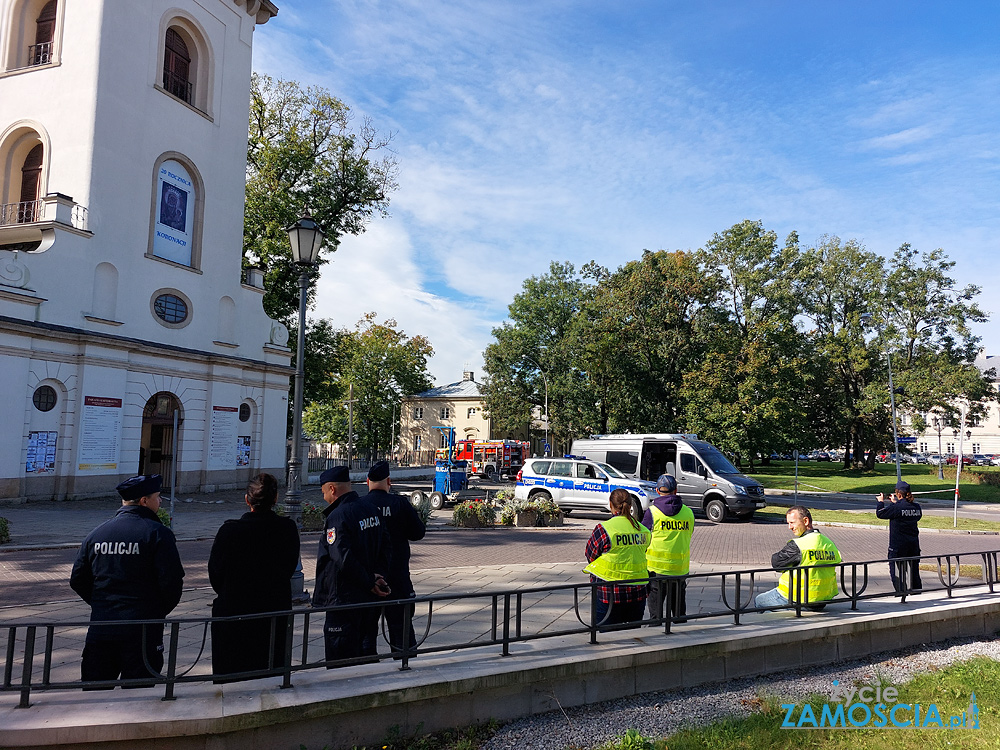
left=209, top=473, right=300, bottom=680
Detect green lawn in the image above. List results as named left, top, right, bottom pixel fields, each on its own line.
left=747, top=462, right=1000, bottom=503
left=597, top=657, right=998, bottom=750
left=755, top=507, right=1000, bottom=532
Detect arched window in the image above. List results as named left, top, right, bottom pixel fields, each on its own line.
left=31, top=0, right=57, bottom=65
left=18, top=143, right=43, bottom=222
left=163, top=28, right=192, bottom=104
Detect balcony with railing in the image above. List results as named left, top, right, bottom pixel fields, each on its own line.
left=162, top=69, right=193, bottom=104
left=0, top=200, right=42, bottom=225
left=27, top=42, right=53, bottom=66
left=0, top=194, right=89, bottom=235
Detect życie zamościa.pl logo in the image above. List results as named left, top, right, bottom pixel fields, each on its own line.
left=782, top=680, right=980, bottom=730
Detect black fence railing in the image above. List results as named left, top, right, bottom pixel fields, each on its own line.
left=162, top=69, right=193, bottom=104
left=4, top=550, right=998, bottom=707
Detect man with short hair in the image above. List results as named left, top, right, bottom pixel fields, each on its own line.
left=365, top=461, right=426, bottom=657
left=70, top=474, right=185, bottom=686
left=313, top=466, right=391, bottom=663
left=642, top=474, right=693, bottom=622
left=754, top=505, right=841, bottom=610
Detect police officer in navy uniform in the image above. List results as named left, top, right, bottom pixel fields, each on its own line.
left=313, top=466, right=391, bottom=663
left=876, top=480, right=922, bottom=592
left=364, top=461, right=426, bottom=657
left=70, top=474, right=185, bottom=686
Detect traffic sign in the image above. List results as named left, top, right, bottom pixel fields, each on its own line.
left=897, top=437, right=917, bottom=444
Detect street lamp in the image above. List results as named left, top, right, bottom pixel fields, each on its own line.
left=522, top=355, right=549, bottom=456
left=283, top=214, right=325, bottom=523
left=932, top=415, right=944, bottom=480
left=861, top=312, right=903, bottom=482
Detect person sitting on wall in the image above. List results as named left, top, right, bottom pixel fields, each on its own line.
left=754, top=505, right=841, bottom=611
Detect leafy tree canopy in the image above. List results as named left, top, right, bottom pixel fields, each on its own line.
left=244, top=74, right=398, bottom=323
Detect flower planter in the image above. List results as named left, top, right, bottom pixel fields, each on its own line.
left=456, top=515, right=484, bottom=528
left=514, top=510, right=540, bottom=527
left=543, top=512, right=564, bottom=527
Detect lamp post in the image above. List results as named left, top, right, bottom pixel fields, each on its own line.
left=861, top=313, right=902, bottom=483
left=932, top=415, right=944, bottom=480
left=523, top=355, right=549, bottom=456
left=283, top=214, right=325, bottom=524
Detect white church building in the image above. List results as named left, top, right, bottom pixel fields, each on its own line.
left=0, top=0, right=292, bottom=501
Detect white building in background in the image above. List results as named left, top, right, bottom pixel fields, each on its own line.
left=908, top=354, right=1000, bottom=456
left=0, top=0, right=292, bottom=501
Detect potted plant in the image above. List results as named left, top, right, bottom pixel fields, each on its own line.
left=535, top=496, right=564, bottom=526
left=452, top=498, right=496, bottom=528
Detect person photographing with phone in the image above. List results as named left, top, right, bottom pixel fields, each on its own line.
left=876, top=480, right=922, bottom=593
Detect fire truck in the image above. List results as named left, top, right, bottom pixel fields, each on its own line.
left=437, top=439, right=530, bottom=479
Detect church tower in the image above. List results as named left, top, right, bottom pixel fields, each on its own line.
left=0, top=0, right=291, bottom=500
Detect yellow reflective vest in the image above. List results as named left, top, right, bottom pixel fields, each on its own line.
left=645, top=504, right=694, bottom=575
left=777, top=531, right=841, bottom=604
left=583, top=515, right=650, bottom=582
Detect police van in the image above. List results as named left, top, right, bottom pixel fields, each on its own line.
left=569, top=434, right=765, bottom=522
left=514, top=455, right=656, bottom=518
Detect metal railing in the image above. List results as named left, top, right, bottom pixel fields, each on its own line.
left=3, top=550, right=998, bottom=707
left=28, top=42, right=53, bottom=66
left=0, top=200, right=42, bottom=226
left=162, top=69, right=193, bottom=104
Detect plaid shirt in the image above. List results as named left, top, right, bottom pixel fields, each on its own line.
left=585, top=522, right=648, bottom=604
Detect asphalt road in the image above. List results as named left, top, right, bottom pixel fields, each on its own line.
left=4, top=512, right=999, bottom=609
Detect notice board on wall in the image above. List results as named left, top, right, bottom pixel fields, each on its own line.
left=78, top=396, right=123, bottom=470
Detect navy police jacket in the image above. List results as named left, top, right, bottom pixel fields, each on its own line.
left=69, top=504, right=185, bottom=632
left=312, top=491, right=390, bottom=607
left=876, top=498, right=922, bottom=549
left=365, top=488, right=426, bottom=597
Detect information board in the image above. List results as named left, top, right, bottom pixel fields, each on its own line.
left=26, top=431, right=57, bottom=473
left=209, top=405, right=239, bottom=469
left=78, top=396, right=123, bottom=470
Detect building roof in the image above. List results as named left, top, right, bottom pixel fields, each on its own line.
left=411, top=379, right=483, bottom=399
left=975, top=354, right=998, bottom=382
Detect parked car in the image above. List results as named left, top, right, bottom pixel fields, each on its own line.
left=927, top=454, right=945, bottom=465
left=910, top=453, right=929, bottom=464
left=815, top=452, right=831, bottom=462
left=946, top=455, right=973, bottom=466
left=514, top=455, right=656, bottom=518
left=971, top=454, right=991, bottom=466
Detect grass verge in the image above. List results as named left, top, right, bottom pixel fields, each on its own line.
left=755, top=507, right=1000, bottom=533
left=596, top=656, right=998, bottom=749
left=748, top=463, right=1000, bottom=503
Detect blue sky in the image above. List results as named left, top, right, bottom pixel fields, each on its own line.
left=253, top=1, right=1000, bottom=386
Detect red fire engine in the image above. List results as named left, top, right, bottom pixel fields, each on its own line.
left=443, top=439, right=530, bottom=479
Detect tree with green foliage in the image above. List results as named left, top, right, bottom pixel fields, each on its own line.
left=482, top=262, right=593, bottom=452
left=243, top=74, right=398, bottom=324
left=683, top=221, right=813, bottom=467
left=302, top=314, right=433, bottom=459
left=880, top=243, right=995, bottom=434
left=580, top=249, right=721, bottom=434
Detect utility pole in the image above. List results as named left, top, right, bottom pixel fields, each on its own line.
left=344, top=383, right=357, bottom=469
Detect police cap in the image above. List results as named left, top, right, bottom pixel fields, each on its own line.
left=895, top=480, right=911, bottom=493
left=367, top=461, right=390, bottom=482
left=320, top=466, right=351, bottom=485
left=656, top=474, right=677, bottom=492
left=116, top=474, right=162, bottom=501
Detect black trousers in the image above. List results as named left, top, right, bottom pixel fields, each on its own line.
left=888, top=545, right=922, bottom=592
left=211, top=612, right=289, bottom=681
left=383, top=595, right=417, bottom=657
left=81, top=624, right=164, bottom=688
left=647, top=572, right=687, bottom=621
left=324, top=607, right=380, bottom=665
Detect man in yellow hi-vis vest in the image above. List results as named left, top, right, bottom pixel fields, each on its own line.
left=642, top=474, right=694, bottom=622
left=755, top=505, right=841, bottom=610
